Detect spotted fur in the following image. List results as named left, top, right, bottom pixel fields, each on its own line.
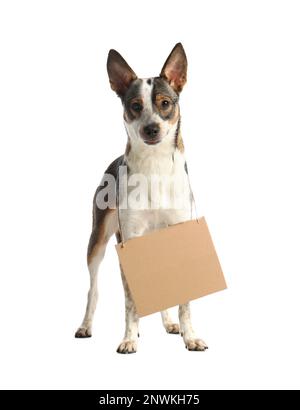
left=75, top=43, right=207, bottom=353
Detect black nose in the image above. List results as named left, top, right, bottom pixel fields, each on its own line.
left=143, top=123, right=160, bottom=138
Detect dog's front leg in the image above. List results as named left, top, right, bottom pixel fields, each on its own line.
left=116, top=270, right=139, bottom=354
left=179, top=303, right=208, bottom=351
left=116, top=211, right=148, bottom=354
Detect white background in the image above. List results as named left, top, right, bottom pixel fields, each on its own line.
left=0, top=0, right=299, bottom=390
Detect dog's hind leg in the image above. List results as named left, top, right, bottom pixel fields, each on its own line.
left=179, top=303, right=208, bottom=351
left=75, top=208, right=117, bottom=338
left=161, top=310, right=180, bottom=334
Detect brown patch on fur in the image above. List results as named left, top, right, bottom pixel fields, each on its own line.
left=169, top=104, right=180, bottom=125
left=87, top=208, right=115, bottom=265
left=176, top=130, right=185, bottom=153
left=154, top=94, right=174, bottom=118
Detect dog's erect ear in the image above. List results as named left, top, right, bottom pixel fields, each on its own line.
left=160, top=43, right=187, bottom=93
left=107, top=49, right=137, bottom=98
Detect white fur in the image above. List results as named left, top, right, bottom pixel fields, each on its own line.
left=77, top=77, right=206, bottom=352
left=120, top=148, right=191, bottom=241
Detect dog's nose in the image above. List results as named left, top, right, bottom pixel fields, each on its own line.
left=143, top=123, right=160, bottom=138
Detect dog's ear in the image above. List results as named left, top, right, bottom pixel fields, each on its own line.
left=107, top=49, right=137, bottom=98
left=160, top=43, right=187, bottom=93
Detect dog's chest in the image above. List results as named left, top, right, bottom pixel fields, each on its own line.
left=129, top=150, right=174, bottom=176
left=120, top=150, right=191, bottom=241
left=126, top=150, right=189, bottom=206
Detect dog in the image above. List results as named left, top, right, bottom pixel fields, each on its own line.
left=75, top=43, right=208, bottom=353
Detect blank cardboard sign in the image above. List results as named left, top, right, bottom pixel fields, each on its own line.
left=116, top=217, right=227, bottom=317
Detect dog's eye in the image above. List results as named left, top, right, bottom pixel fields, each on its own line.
left=161, top=100, right=170, bottom=110
left=131, top=102, right=143, bottom=112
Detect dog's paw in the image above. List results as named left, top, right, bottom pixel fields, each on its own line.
left=116, top=339, right=137, bottom=354
left=185, top=338, right=208, bottom=351
left=75, top=327, right=92, bottom=338
left=165, top=323, right=180, bottom=334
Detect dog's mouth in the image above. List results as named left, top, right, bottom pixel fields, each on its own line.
left=143, top=138, right=161, bottom=145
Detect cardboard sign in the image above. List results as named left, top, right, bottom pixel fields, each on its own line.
left=116, top=217, right=226, bottom=317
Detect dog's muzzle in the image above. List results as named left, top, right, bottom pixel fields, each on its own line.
left=141, top=123, right=161, bottom=145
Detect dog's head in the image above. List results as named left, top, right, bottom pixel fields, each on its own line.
left=107, top=43, right=187, bottom=148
